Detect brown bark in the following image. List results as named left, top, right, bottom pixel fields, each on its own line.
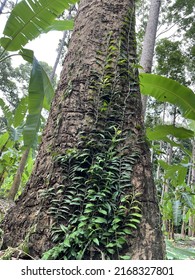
left=1, top=0, right=165, bottom=259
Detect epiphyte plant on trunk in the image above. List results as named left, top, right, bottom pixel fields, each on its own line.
left=42, top=27, right=142, bottom=260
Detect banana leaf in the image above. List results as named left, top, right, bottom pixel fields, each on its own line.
left=147, top=125, right=194, bottom=141
left=20, top=48, right=54, bottom=147
left=140, top=74, right=195, bottom=120
left=0, top=0, right=77, bottom=51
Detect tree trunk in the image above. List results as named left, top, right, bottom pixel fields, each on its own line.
left=7, top=147, right=30, bottom=201
left=50, top=6, right=75, bottom=82
left=0, top=0, right=7, bottom=14
left=1, top=0, right=165, bottom=260
left=188, top=138, right=195, bottom=237
left=140, top=0, right=162, bottom=116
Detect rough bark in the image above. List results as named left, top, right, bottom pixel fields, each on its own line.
left=140, top=0, right=161, bottom=116
left=1, top=0, right=165, bottom=259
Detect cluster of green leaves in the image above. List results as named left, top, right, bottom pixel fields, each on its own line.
left=42, top=128, right=140, bottom=260
left=42, top=9, right=142, bottom=260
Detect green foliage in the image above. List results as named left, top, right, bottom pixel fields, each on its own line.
left=140, top=73, right=195, bottom=121
left=0, top=47, right=19, bottom=109
left=0, top=0, right=78, bottom=52
left=147, top=125, right=194, bottom=141
left=44, top=19, right=74, bottom=32
left=42, top=129, right=141, bottom=260
left=155, top=39, right=187, bottom=85
left=42, top=9, right=142, bottom=260
left=20, top=48, right=54, bottom=147
left=0, top=1, right=77, bottom=148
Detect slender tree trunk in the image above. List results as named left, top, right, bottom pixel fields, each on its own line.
left=189, top=138, right=195, bottom=237
left=50, top=7, right=76, bottom=81
left=1, top=0, right=165, bottom=259
left=7, top=148, right=30, bottom=201
left=159, top=103, right=167, bottom=204
left=162, top=106, right=176, bottom=238
left=181, top=206, right=186, bottom=238
left=140, top=0, right=162, bottom=117
left=0, top=0, right=7, bottom=14
left=50, top=31, right=68, bottom=82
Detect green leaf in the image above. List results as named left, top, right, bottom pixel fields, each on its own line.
left=60, top=224, right=67, bottom=233
left=63, top=239, right=71, bottom=248
left=93, top=238, right=99, bottom=246
left=123, top=228, right=132, bottom=234
left=146, top=125, right=194, bottom=141
left=126, top=223, right=137, bottom=229
left=44, top=19, right=74, bottom=32
left=107, top=248, right=115, bottom=254
left=78, top=222, right=87, bottom=228
left=20, top=49, right=54, bottom=147
left=120, top=255, right=131, bottom=260
left=159, top=160, right=188, bottom=186
left=140, top=73, right=195, bottom=120
left=0, top=132, right=10, bottom=149
left=98, top=209, right=107, bottom=215
left=173, top=200, right=182, bottom=226
left=182, top=193, right=194, bottom=209
left=93, top=217, right=107, bottom=224
left=0, top=98, right=13, bottom=126
left=13, top=96, right=28, bottom=127
left=8, top=126, right=23, bottom=141
left=106, top=243, right=115, bottom=248
left=129, top=218, right=140, bottom=224
left=21, top=48, right=54, bottom=110
left=0, top=0, right=78, bottom=51
left=112, top=217, right=121, bottom=224
left=79, top=216, right=88, bottom=221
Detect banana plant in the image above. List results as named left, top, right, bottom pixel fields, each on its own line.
left=140, top=73, right=195, bottom=238
left=0, top=0, right=76, bottom=53
left=0, top=0, right=78, bottom=147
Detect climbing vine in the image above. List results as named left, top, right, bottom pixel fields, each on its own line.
left=42, top=8, right=142, bottom=260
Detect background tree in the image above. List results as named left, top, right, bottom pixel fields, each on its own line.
left=139, top=0, right=162, bottom=116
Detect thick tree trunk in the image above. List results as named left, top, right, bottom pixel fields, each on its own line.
left=1, top=0, right=165, bottom=259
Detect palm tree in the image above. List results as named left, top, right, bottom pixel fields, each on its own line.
left=1, top=0, right=165, bottom=259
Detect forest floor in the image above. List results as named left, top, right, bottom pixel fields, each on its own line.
left=166, top=234, right=195, bottom=260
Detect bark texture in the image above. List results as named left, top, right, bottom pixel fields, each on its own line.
left=1, top=0, right=165, bottom=259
